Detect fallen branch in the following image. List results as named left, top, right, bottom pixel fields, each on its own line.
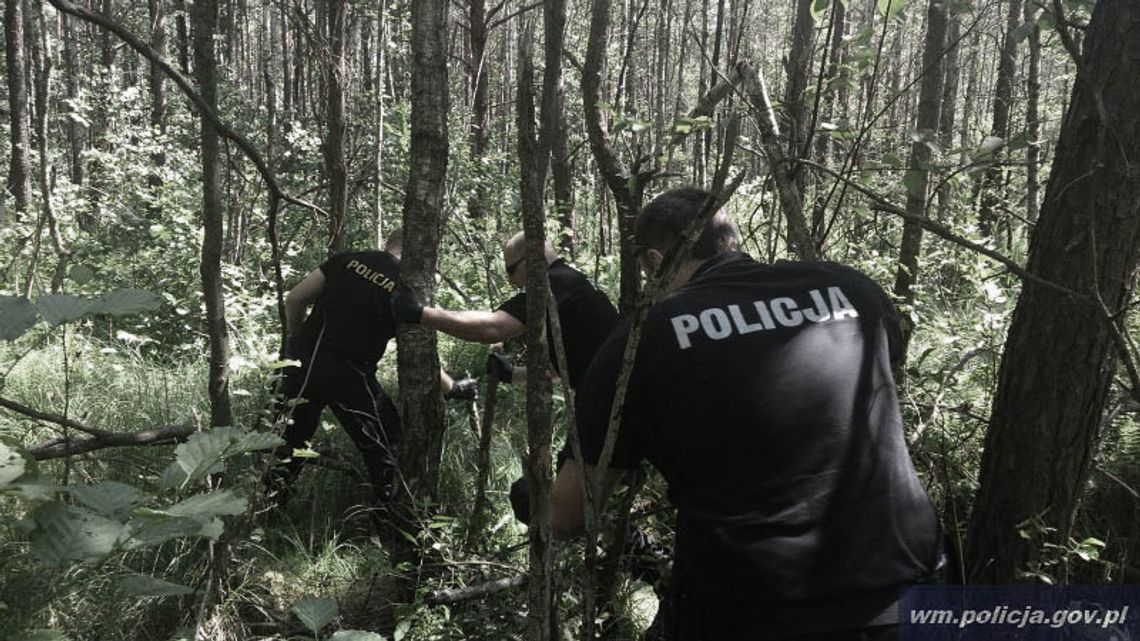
left=426, top=574, right=525, bottom=605
left=27, top=423, right=195, bottom=460
left=0, top=395, right=111, bottom=438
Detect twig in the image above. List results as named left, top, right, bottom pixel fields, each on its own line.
left=0, top=394, right=112, bottom=438
left=26, top=422, right=195, bottom=460
left=426, top=574, right=525, bottom=604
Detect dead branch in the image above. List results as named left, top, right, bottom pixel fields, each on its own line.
left=27, top=423, right=195, bottom=460
left=426, top=574, right=525, bottom=604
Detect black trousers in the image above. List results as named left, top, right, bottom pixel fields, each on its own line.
left=269, top=349, right=402, bottom=503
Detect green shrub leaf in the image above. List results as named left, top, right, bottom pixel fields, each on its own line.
left=161, top=490, right=248, bottom=520
left=28, top=503, right=128, bottom=565
left=0, top=296, right=39, bottom=340
left=119, top=573, right=194, bottom=597
left=162, top=428, right=284, bottom=490
left=34, top=294, right=94, bottom=326
left=69, top=482, right=148, bottom=520
left=292, top=595, right=338, bottom=634
left=91, top=289, right=162, bottom=316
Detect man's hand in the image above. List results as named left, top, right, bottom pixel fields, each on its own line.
left=392, top=283, right=425, bottom=324
left=284, top=334, right=306, bottom=361
left=444, top=375, right=478, bottom=401
left=487, top=352, right=514, bottom=384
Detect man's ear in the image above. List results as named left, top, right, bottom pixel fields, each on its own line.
left=646, top=248, right=665, bottom=274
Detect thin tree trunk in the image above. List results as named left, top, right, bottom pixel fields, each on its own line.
left=148, top=0, right=167, bottom=216
left=891, top=0, right=947, bottom=360
left=517, top=20, right=554, bottom=641
left=33, top=0, right=68, bottom=292
left=783, top=0, right=813, bottom=192
left=323, top=0, right=348, bottom=252
left=545, top=0, right=573, bottom=256
left=173, top=0, right=189, bottom=73
left=965, top=0, right=1140, bottom=584
left=584, top=0, right=643, bottom=315
left=6, top=0, right=32, bottom=219
left=395, top=0, right=448, bottom=500
left=60, top=14, right=85, bottom=186
left=192, top=0, right=234, bottom=428
left=977, top=0, right=1023, bottom=238
left=1024, top=0, right=1041, bottom=225
left=935, top=13, right=960, bottom=221
left=466, top=0, right=490, bottom=224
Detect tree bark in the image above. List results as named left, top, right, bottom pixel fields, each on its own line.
left=935, top=13, right=960, bottom=222
left=891, top=0, right=947, bottom=356
left=1024, top=0, right=1041, bottom=225
left=782, top=0, right=813, bottom=187
left=466, top=0, right=490, bottom=223
left=60, top=14, right=85, bottom=186
left=395, top=0, right=448, bottom=500
left=543, top=0, right=573, bottom=256
left=5, top=0, right=32, bottom=218
left=965, top=0, right=1140, bottom=584
left=173, top=0, right=189, bottom=73
left=583, top=0, right=643, bottom=315
left=517, top=19, right=554, bottom=641
left=323, top=0, right=348, bottom=252
left=976, top=0, right=1023, bottom=238
left=148, top=0, right=168, bottom=215
left=192, top=0, right=234, bottom=428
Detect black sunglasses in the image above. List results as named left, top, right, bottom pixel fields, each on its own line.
left=506, top=256, right=525, bottom=277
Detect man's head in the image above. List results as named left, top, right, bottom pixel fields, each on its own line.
left=633, top=187, right=739, bottom=281
left=502, top=231, right=558, bottom=288
left=384, top=228, right=404, bottom=259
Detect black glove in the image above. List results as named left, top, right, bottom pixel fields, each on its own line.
left=487, top=352, right=514, bottom=384
left=444, top=375, right=478, bottom=401
left=392, top=282, right=425, bottom=324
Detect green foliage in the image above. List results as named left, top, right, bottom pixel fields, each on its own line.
left=160, top=427, right=284, bottom=490
left=293, top=594, right=339, bottom=636
left=117, top=574, right=195, bottom=598
left=877, top=0, right=908, bottom=20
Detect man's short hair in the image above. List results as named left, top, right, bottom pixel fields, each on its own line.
left=384, top=228, right=404, bottom=252
left=634, top=187, right=740, bottom=259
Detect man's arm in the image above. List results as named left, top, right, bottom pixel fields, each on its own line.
left=551, top=458, right=624, bottom=539
left=284, top=269, right=326, bottom=335
left=421, top=307, right=524, bottom=344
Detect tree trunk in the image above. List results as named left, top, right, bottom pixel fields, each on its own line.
left=583, top=0, right=643, bottom=315
left=517, top=20, right=554, bottom=641
left=6, top=0, right=32, bottom=218
left=1024, top=0, right=1041, bottom=225
left=935, top=13, right=960, bottom=221
left=60, top=14, right=85, bottom=186
left=148, top=0, right=167, bottom=214
left=396, top=0, right=448, bottom=500
left=173, top=0, right=189, bottom=73
left=976, top=0, right=1023, bottom=238
left=964, top=0, right=1140, bottom=584
left=544, top=0, right=573, bottom=256
left=192, top=0, right=234, bottom=428
left=466, top=0, right=489, bottom=223
left=323, top=0, right=348, bottom=252
left=891, top=0, right=946, bottom=356
left=32, top=0, right=68, bottom=292
left=782, top=0, right=813, bottom=188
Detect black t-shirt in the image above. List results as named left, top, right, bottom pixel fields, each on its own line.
left=496, top=259, right=619, bottom=390
left=576, top=252, right=938, bottom=614
left=300, top=251, right=400, bottom=371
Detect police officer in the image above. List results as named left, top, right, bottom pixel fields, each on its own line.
left=268, top=229, right=477, bottom=506
left=553, top=187, right=940, bottom=640
left=394, top=231, right=619, bottom=392
left=393, top=231, right=619, bottom=511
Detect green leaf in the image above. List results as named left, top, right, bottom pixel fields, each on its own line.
left=28, top=503, right=128, bottom=565
left=162, top=428, right=284, bottom=489
left=876, top=0, right=907, bottom=19
left=69, top=482, right=147, bottom=520
left=331, top=632, right=387, bottom=641
left=292, top=595, right=338, bottom=634
left=124, top=513, right=213, bottom=549
left=162, top=490, right=248, bottom=520
left=119, top=573, right=194, bottom=597
left=0, top=296, right=39, bottom=340
left=91, top=289, right=162, bottom=316
left=0, top=442, right=26, bottom=489
left=68, top=265, right=94, bottom=285
left=810, top=0, right=831, bottom=22
left=34, top=294, right=94, bottom=326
